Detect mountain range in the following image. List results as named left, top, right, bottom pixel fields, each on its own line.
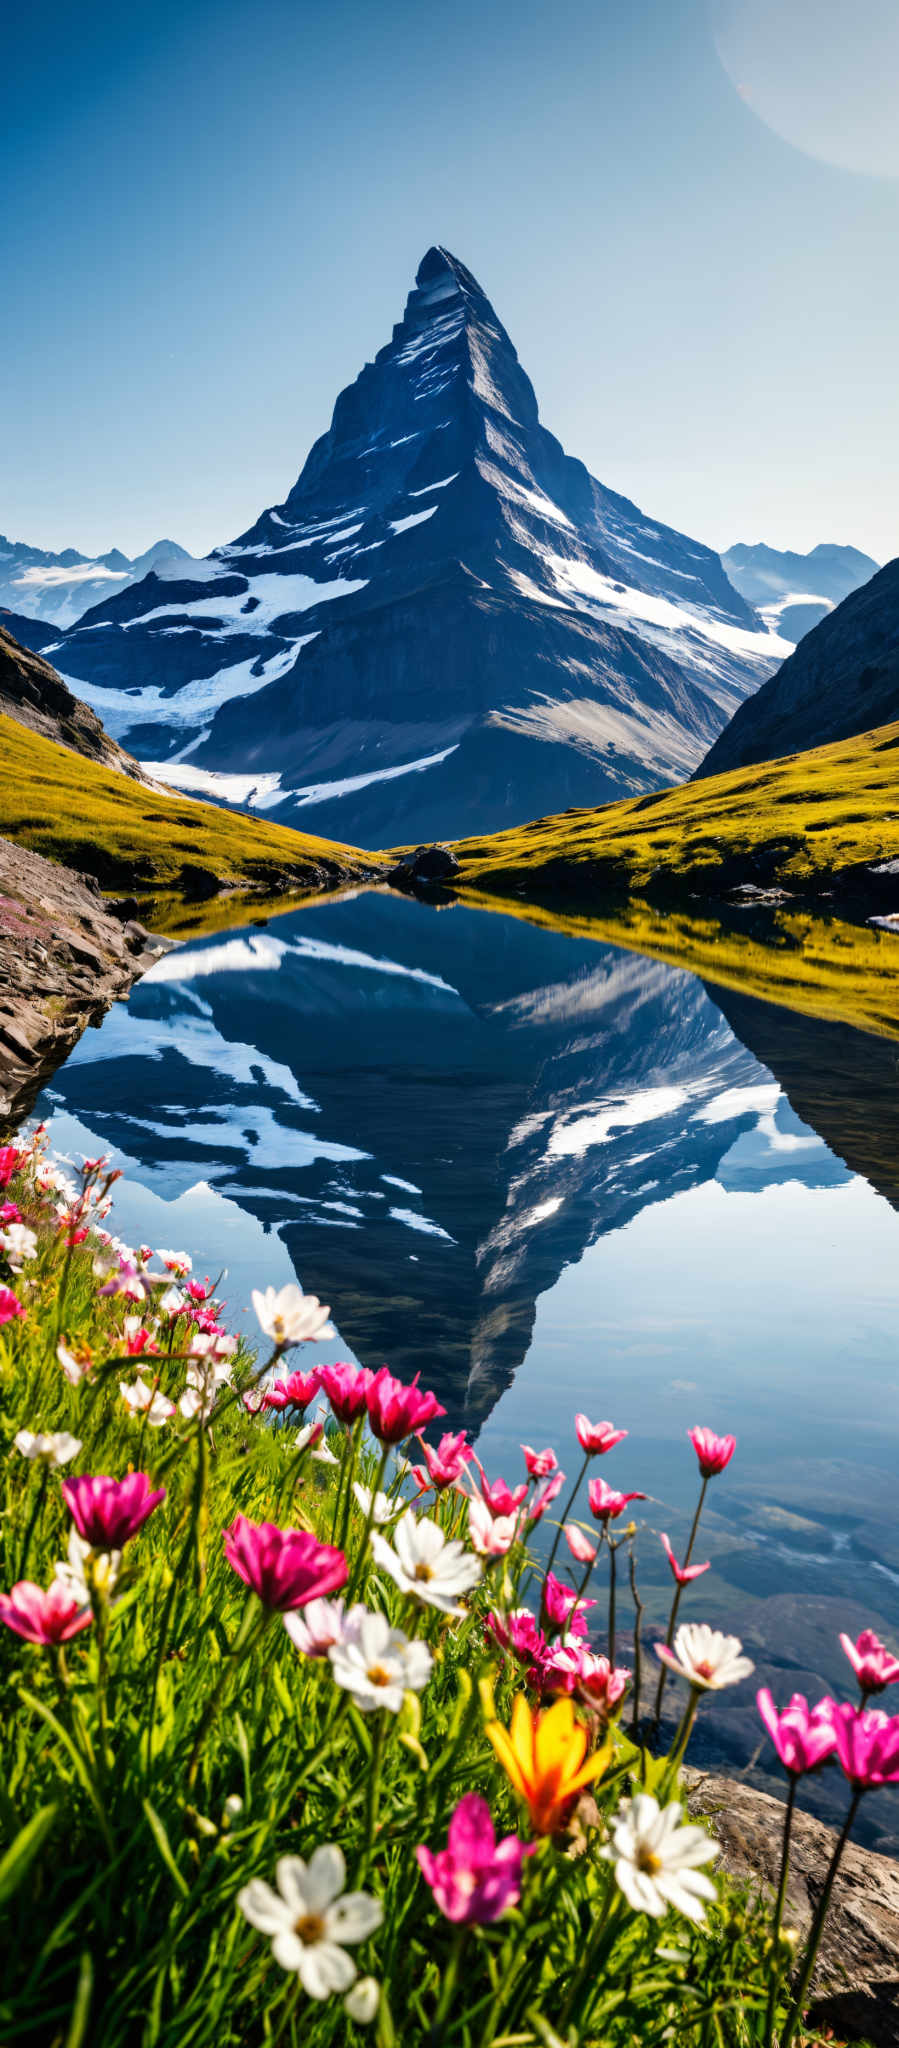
left=0, top=536, right=189, bottom=630
left=42, top=248, right=787, bottom=847
left=721, top=541, right=878, bottom=646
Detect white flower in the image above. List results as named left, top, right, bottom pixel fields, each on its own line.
left=284, top=1597, right=356, bottom=1659
left=312, top=1442, right=339, bottom=1466
left=603, top=1794, right=718, bottom=1922
left=158, top=1247, right=192, bottom=1276
left=369, top=1509, right=482, bottom=1615
left=344, top=1977, right=379, bottom=2024
left=55, top=1526, right=121, bottom=1604
left=352, top=1483, right=394, bottom=1526
left=179, top=1354, right=234, bottom=1421
left=1, top=1224, right=38, bottom=1271
left=188, top=1330, right=237, bottom=1360
left=14, top=1429, right=81, bottom=1467
left=159, top=1286, right=186, bottom=1317
left=120, top=1378, right=175, bottom=1426
left=238, top=1844, right=381, bottom=1997
left=57, top=1341, right=91, bottom=1386
left=655, top=1622, right=754, bottom=1693
left=328, top=1608, right=433, bottom=1713
left=467, top=1494, right=521, bottom=1557
left=251, top=1284, right=331, bottom=1348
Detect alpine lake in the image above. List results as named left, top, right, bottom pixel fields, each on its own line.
left=33, top=884, right=899, bottom=1850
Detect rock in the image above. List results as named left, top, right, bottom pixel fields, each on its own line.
left=386, top=844, right=461, bottom=893
left=686, top=1770, right=899, bottom=2044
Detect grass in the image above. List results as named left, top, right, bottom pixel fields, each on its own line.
left=0, top=713, right=378, bottom=901
left=450, top=718, right=899, bottom=900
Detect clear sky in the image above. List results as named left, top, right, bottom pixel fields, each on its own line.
left=4, top=0, right=898, bottom=565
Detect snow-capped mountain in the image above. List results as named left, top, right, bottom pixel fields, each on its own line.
left=48, top=249, right=786, bottom=845
left=0, top=536, right=189, bottom=630
left=722, top=541, right=879, bottom=645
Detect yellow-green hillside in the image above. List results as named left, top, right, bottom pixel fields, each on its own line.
left=451, top=718, right=899, bottom=900
left=0, top=711, right=378, bottom=909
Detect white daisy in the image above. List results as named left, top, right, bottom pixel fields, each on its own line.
left=283, top=1596, right=356, bottom=1659
left=55, top=1526, right=122, bottom=1604
left=352, top=1483, right=395, bottom=1525
left=369, top=1508, right=482, bottom=1614
left=14, top=1430, right=81, bottom=1467
left=120, top=1378, right=175, bottom=1426
left=238, top=1844, right=381, bottom=1997
left=251, top=1284, right=332, bottom=1349
left=603, top=1793, right=718, bottom=1922
left=655, top=1622, right=754, bottom=1692
left=328, top=1608, right=433, bottom=1713
left=1, top=1224, right=38, bottom=1271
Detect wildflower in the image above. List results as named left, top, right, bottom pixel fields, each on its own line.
left=284, top=1597, right=354, bottom=1659
left=819, top=1700, right=899, bottom=1787
left=14, top=1430, right=81, bottom=1467
left=252, top=1284, right=331, bottom=1349
left=588, top=1477, right=646, bottom=1523
left=62, top=1472, right=166, bottom=1549
left=575, top=1415, right=628, bottom=1455
left=522, top=1444, right=557, bottom=1479
left=329, top=1607, right=433, bottom=1712
left=655, top=1622, right=754, bottom=1692
left=370, top=1508, right=482, bottom=1614
left=97, top=1261, right=154, bottom=1302
left=486, top=1608, right=547, bottom=1664
left=756, top=1690, right=838, bottom=1775
left=688, top=1427, right=736, bottom=1477
left=121, top=1317, right=160, bottom=1357
left=352, top=1483, right=394, bottom=1525
left=55, top=1526, right=121, bottom=1604
left=839, top=1628, right=899, bottom=1696
left=0, top=1200, right=21, bottom=1224
left=563, top=1523, right=598, bottom=1564
left=417, top=1792, right=533, bottom=1923
left=468, top=1494, right=522, bottom=1557
left=120, top=1378, right=176, bottom=1426
left=364, top=1366, right=446, bottom=1444
left=558, top=1648, right=629, bottom=1716
left=343, top=1978, right=380, bottom=2024
left=57, top=1338, right=92, bottom=1383
left=223, top=1515, right=348, bottom=1612
left=237, top=1844, right=382, bottom=1996
left=312, top=1441, right=340, bottom=1466
left=529, top=1470, right=565, bottom=1523
left=159, top=1285, right=187, bottom=1318
left=0, top=1144, right=23, bottom=1187
left=471, top=1457, right=528, bottom=1517
left=319, top=1361, right=375, bottom=1424
left=603, top=1794, right=718, bottom=1921
left=263, top=1367, right=323, bottom=1413
left=416, top=1431, right=473, bottom=1488
left=660, top=1533, right=710, bottom=1585
left=158, top=1247, right=192, bottom=1277
left=179, top=1352, right=235, bottom=1421
left=543, top=1572, right=594, bottom=1633
left=0, top=1223, right=38, bottom=1271
left=0, top=1578, right=92, bottom=1644
left=486, top=1693, right=609, bottom=1835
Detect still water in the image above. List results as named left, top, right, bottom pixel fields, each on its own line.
left=36, top=889, right=899, bottom=1845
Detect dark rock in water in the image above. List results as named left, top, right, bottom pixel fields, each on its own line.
left=176, top=861, right=223, bottom=902
left=386, top=844, right=460, bottom=892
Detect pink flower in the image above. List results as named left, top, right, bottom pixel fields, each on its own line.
left=417, top=1431, right=473, bottom=1488
left=468, top=1495, right=521, bottom=1557
left=62, top=1472, right=165, bottom=1549
left=0, top=1286, right=25, bottom=1325
left=588, top=1477, right=646, bottom=1523
left=840, top=1629, right=899, bottom=1697
left=543, top=1572, right=594, bottom=1633
left=688, top=1427, right=736, bottom=1478
left=660, top=1533, right=710, bottom=1585
left=528, top=1470, right=565, bottom=1523
left=223, top=1515, right=348, bottom=1611
left=819, top=1700, right=899, bottom=1788
left=97, top=1262, right=153, bottom=1303
left=416, top=1793, right=533, bottom=1924
left=486, top=1608, right=547, bottom=1663
left=0, top=1579, right=93, bottom=1645
left=575, top=1416, right=628, bottom=1456
left=0, top=1200, right=21, bottom=1224
left=186, top=1278, right=212, bottom=1303
left=318, top=1361, right=375, bottom=1426
left=0, top=1145, right=23, bottom=1189
left=563, top=1523, right=598, bottom=1564
left=539, top=1644, right=629, bottom=1714
left=522, top=1444, right=557, bottom=1479
left=472, top=1457, right=528, bottom=1518
left=262, top=1370, right=322, bottom=1414
left=365, top=1367, right=446, bottom=1445
left=756, top=1690, right=838, bottom=1776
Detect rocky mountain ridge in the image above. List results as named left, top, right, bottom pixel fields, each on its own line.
left=0, top=534, right=189, bottom=630
left=722, top=539, right=878, bottom=645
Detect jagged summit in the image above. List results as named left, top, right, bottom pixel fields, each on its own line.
left=48, top=247, right=785, bottom=843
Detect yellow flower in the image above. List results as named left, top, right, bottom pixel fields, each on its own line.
left=486, top=1693, right=610, bottom=1835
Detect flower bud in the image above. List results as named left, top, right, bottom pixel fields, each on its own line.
left=344, top=1977, right=379, bottom=2023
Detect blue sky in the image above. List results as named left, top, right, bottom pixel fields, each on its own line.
left=4, top=0, right=898, bottom=563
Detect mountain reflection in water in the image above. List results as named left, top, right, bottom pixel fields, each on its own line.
left=36, top=889, right=899, bottom=1847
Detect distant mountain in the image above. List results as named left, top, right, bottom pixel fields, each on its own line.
left=46, top=248, right=783, bottom=846
left=0, top=624, right=149, bottom=780
left=0, top=609, right=62, bottom=652
left=722, top=541, right=879, bottom=645
left=699, top=555, right=899, bottom=779
left=0, top=536, right=190, bottom=630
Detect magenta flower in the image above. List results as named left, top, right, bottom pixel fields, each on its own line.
left=223, top=1515, right=348, bottom=1611
left=486, top=1607, right=547, bottom=1664
left=540, top=1644, right=629, bottom=1713
left=0, top=1200, right=21, bottom=1225
left=660, top=1532, right=710, bottom=1585
left=0, top=1579, right=93, bottom=1645
left=62, top=1472, right=165, bottom=1549
left=416, top=1793, right=533, bottom=1924
left=840, top=1629, right=899, bottom=1697
left=563, top=1523, right=598, bottom=1564
left=756, top=1690, right=838, bottom=1775
left=529, top=1470, right=565, bottom=1523
left=688, top=1427, right=736, bottom=1478
left=0, top=1145, right=23, bottom=1189
left=588, top=1477, right=646, bottom=1523
left=262, top=1368, right=322, bottom=1414
left=417, top=1431, right=473, bottom=1488
left=819, top=1699, right=899, bottom=1788
left=574, top=1415, right=628, bottom=1456
left=543, top=1571, right=594, bottom=1632
left=318, top=1361, right=375, bottom=1426
left=365, top=1367, right=446, bottom=1445
left=0, top=1286, right=25, bottom=1325
left=522, top=1444, right=558, bottom=1479
left=472, top=1457, right=529, bottom=1518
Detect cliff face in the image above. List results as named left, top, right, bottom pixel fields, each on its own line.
left=0, top=625, right=150, bottom=781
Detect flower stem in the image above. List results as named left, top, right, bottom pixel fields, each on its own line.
left=430, top=1923, right=468, bottom=2046
left=652, top=1474, right=708, bottom=1732
left=539, top=1451, right=589, bottom=1621
left=780, top=1788, right=862, bottom=2048
left=345, top=1442, right=391, bottom=1602
left=17, top=1464, right=48, bottom=1583
left=658, top=1685, right=701, bottom=1800
left=762, top=1774, right=797, bottom=2048
left=629, top=1544, right=644, bottom=1735
left=607, top=1537, right=618, bottom=1665
left=357, top=1710, right=387, bottom=1884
